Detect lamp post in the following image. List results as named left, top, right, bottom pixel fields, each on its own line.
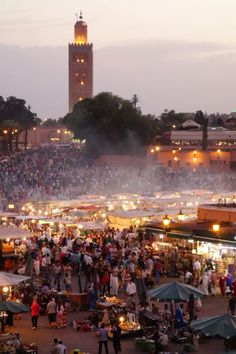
left=162, top=215, right=170, bottom=232
left=33, top=127, right=36, bottom=145
left=212, top=223, right=220, bottom=233
left=177, top=210, right=185, bottom=222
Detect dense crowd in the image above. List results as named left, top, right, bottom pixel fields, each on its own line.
left=4, top=220, right=230, bottom=353
left=0, top=145, right=236, bottom=206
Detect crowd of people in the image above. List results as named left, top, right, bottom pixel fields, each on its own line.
left=0, top=144, right=235, bottom=353
left=0, top=145, right=236, bottom=206
left=2, top=218, right=230, bottom=353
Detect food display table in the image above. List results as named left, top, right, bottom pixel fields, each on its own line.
left=96, top=296, right=126, bottom=309
left=0, top=333, right=38, bottom=354
left=109, top=321, right=142, bottom=339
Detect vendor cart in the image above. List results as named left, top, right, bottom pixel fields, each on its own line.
left=139, top=309, right=161, bottom=327
left=67, top=292, right=88, bottom=311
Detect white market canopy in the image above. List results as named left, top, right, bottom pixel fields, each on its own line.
left=31, top=218, right=106, bottom=230
left=0, top=226, right=32, bottom=240
left=0, top=212, right=20, bottom=218
left=182, top=119, right=201, bottom=129
left=15, top=215, right=47, bottom=221
left=108, top=210, right=158, bottom=219
left=107, top=210, right=159, bottom=228
left=0, top=272, right=30, bottom=287
left=76, top=221, right=106, bottom=230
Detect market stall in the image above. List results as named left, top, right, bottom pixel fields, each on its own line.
left=0, top=333, right=37, bottom=353
left=0, top=226, right=33, bottom=270
left=67, top=292, right=88, bottom=311
left=107, top=210, right=159, bottom=229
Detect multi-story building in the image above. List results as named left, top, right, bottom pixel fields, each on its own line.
left=68, top=12, right=93, bottom=112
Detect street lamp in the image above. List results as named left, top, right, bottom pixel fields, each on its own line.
left=33, top=127, right=36, bottom=145
left=177, top=210, right=185, bottom=222
left=162, top=215, right=170, bottom=227
left=212, top=223, right=220, bottom=232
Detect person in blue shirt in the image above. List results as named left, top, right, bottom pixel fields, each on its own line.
left=175, top=303, right=184, bottom=329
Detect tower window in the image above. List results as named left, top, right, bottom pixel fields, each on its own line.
left=75, top=56, right=86, bottom=63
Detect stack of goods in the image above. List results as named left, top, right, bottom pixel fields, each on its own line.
left=104, top=296, right=126, bottom=306
left=134, top=338, right=155, bottom=353
left=72, top=320, right=93, bottom=331
left=120, top=321, right=141, bottom=333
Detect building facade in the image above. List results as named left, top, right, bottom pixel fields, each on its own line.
left=68, top=12, right=93, bottom=112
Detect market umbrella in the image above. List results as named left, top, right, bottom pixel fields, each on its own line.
left=190, top=314, right=236, bottom=338
left=147, top=281, right=204, bottom=302
left=0, top=301, right=28, bottom=313
left=0, top=272, right=30, bottom=287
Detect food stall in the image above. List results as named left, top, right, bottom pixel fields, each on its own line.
left=108, top=315, right=142, bottom=339
left=0, top=333, right=37, bottom=354
left=0, top=226, right=32, bottom=270
left=67, top=292, right=88, bottom=311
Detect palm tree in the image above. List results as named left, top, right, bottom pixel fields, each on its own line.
left=131, top=94, right=139, bottom=109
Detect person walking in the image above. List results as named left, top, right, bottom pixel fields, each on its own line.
left=53, top=262, right=63, bottom=292
left=57, top=302, right=67, bottom=328
left=111, top=322, right=121, bottom=354
left=110, top=271, right=119, bottom=296
left=97, top=323, right=109, bottom=354
left=46, top=298, right=57, bottom=329
left=57, top=340, right=67, bottom=354
left=50, top=338, right=59, bottom=354
left=154, top=259, right=162, bottom=285
left=188, top=294, right=195, bottom=323
left=31, top=297, right=40, bottom=329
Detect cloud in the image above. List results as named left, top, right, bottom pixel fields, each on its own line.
left=0, top=39, right=235, bottom=119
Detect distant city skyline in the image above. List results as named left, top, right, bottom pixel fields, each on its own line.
left=1, top=0, right=236, bottom=118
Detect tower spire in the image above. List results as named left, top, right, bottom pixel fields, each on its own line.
left=79, top=10, right=83, bottom=20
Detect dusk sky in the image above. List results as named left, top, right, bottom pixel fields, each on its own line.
left=1, top=0, right=236, bottom=118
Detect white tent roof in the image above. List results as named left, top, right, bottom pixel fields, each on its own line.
left=0, top=226, right=32, bottom=240
left=182, top=119, right=200, bottom=128
left=76, top=221, right=106, bottom=230
left=15, top=215, right=47, bottom=221
left=0, top=212, right=20, bottom=218
left=0, top=272, right=30, bottom=287
left=107, top=210, right=158, bottom=219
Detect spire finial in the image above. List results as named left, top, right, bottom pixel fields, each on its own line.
left=79, top=10, right=83, bottom=20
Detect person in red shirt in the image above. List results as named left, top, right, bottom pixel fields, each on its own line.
left=219, top=274, right=226, bottom=296
left=232, top=278, right=236, bottom=297
left=100, top=270, right=110, bottom=295
left=31, top=297, right=40, bottom=329
left=154, top=259, right=162, bottom=285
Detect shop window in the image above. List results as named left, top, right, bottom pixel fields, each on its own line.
left=168, top=160, right=172, bottom=167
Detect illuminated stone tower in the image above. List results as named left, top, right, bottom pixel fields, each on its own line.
left=68, top=12, right=93, bottom=112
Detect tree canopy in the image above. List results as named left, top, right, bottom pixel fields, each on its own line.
left=63, top=92, right=159, bottom=155
left=0, top=96, right=37, bottom=151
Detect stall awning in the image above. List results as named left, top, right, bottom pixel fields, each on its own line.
left=144, top=221, right=236, bottom=245
left=0, top=226, right=32, bottom=240
left=167, top=231, right=191, bottom=240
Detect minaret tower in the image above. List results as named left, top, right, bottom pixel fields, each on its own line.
left=68, top=11, right=93, bottom=112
